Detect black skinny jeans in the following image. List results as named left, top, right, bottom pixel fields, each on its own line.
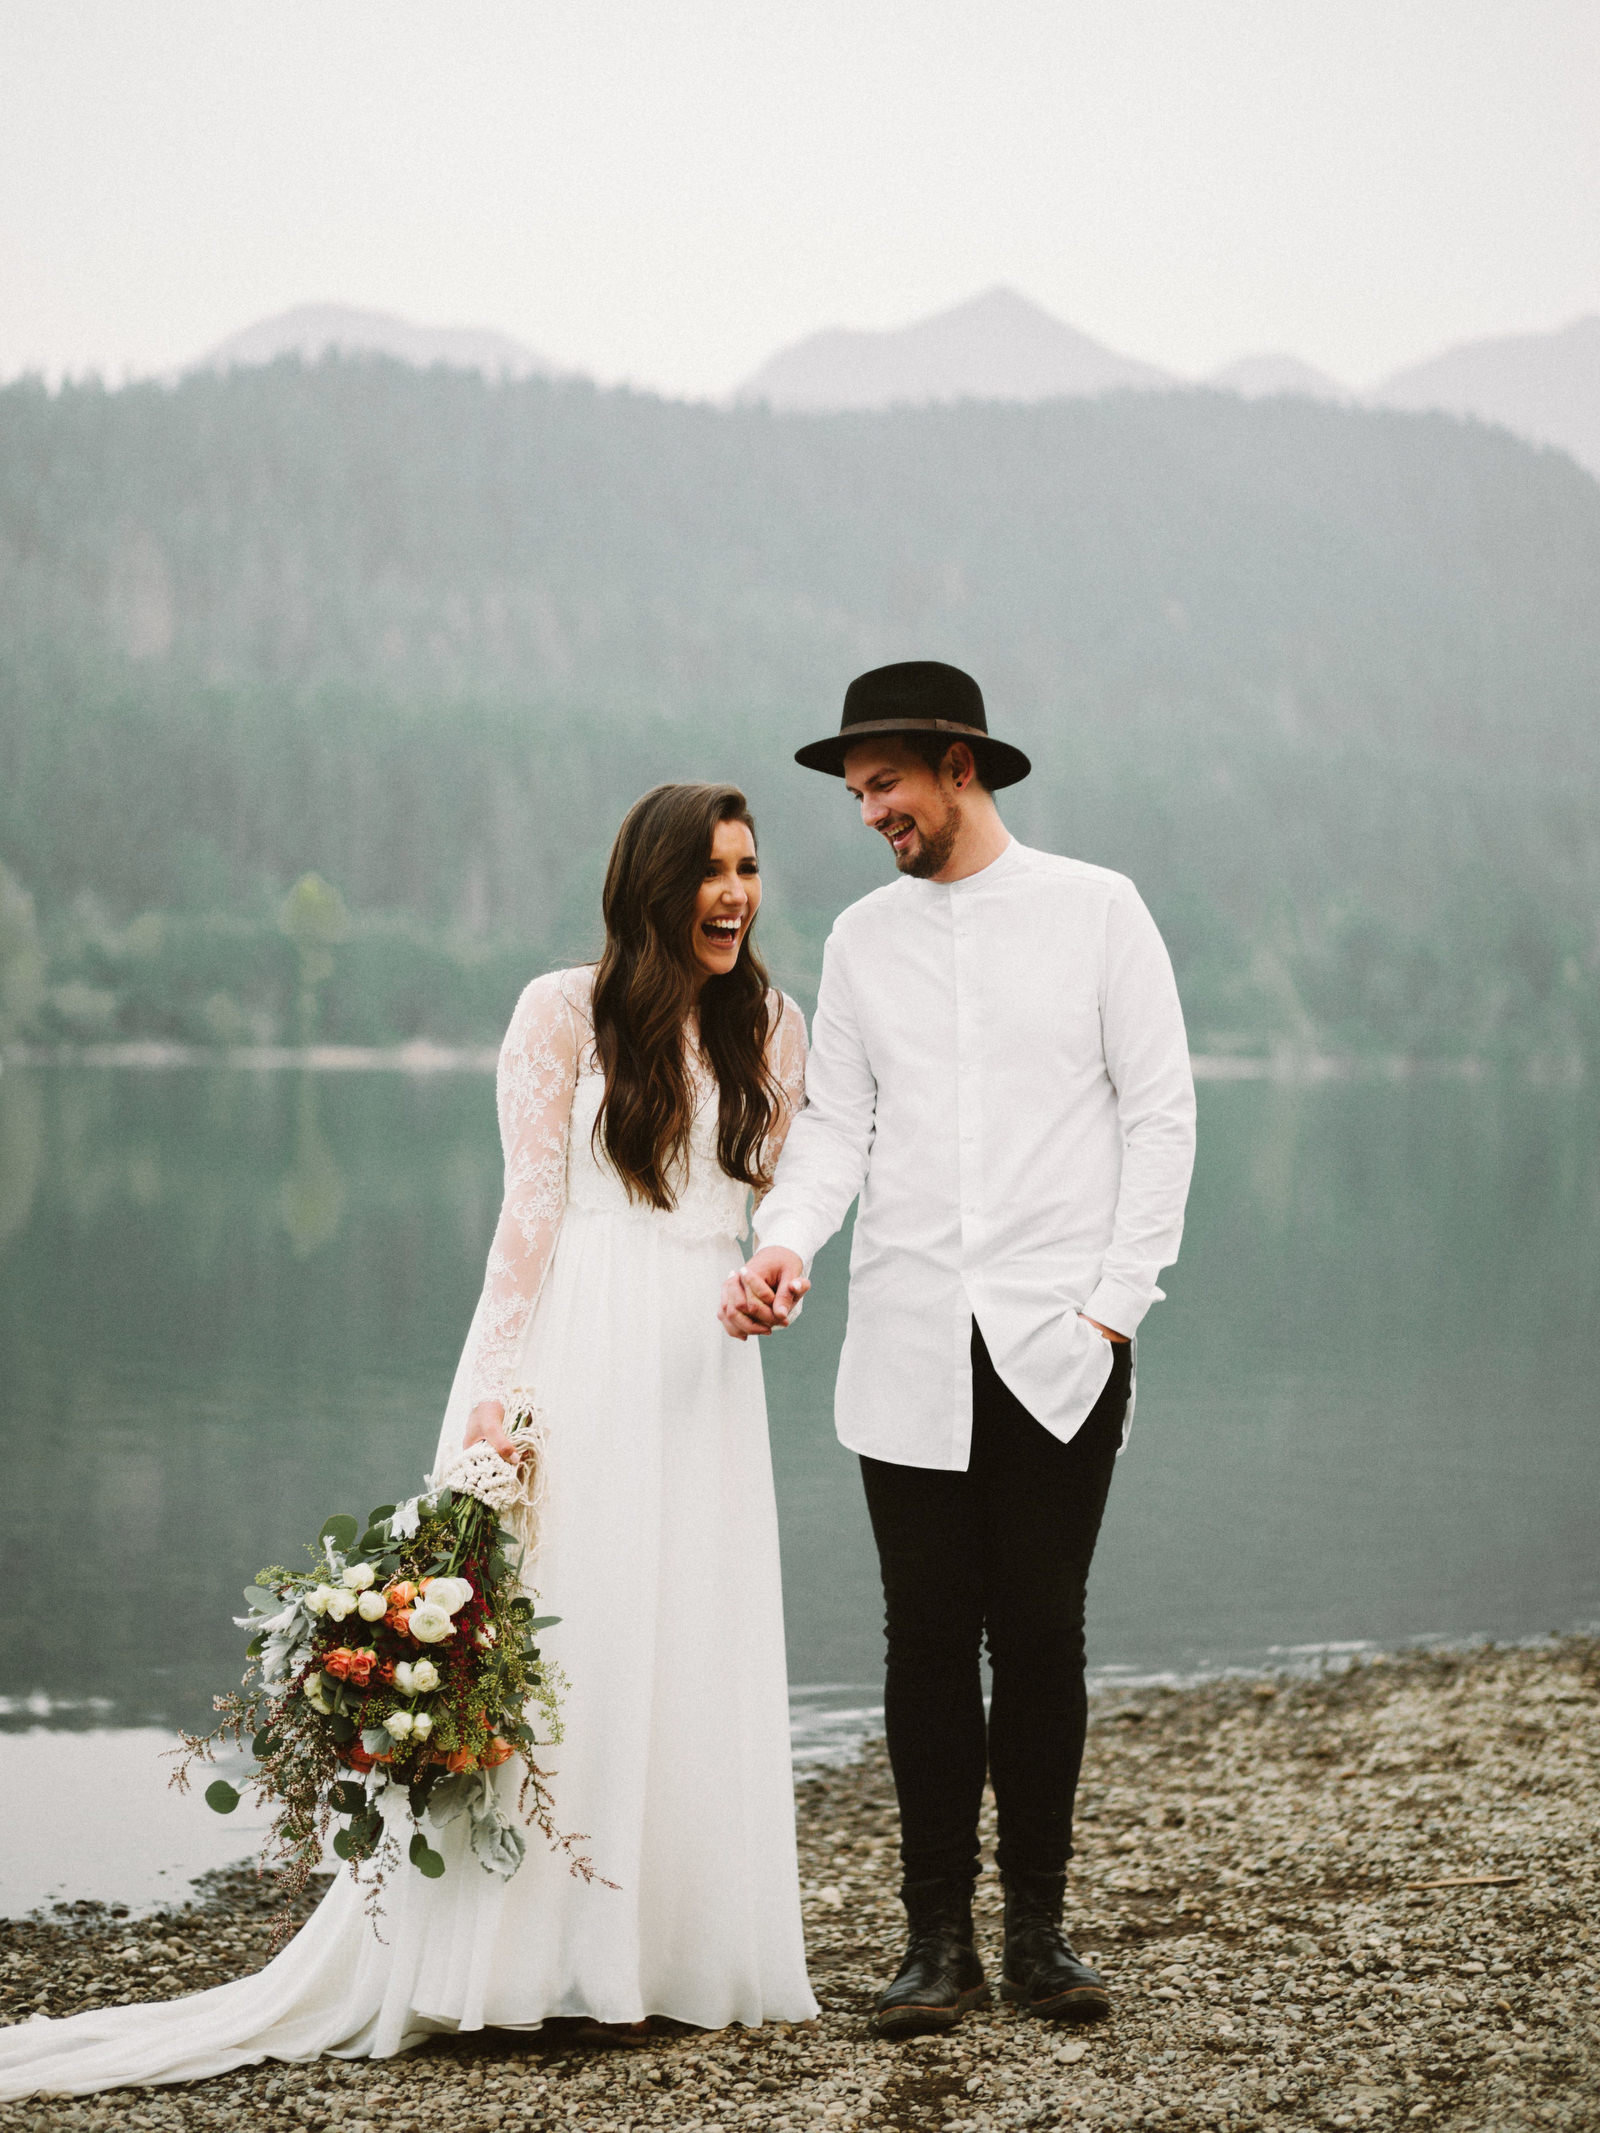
left=859, top=1320, right=1130, bottom=1888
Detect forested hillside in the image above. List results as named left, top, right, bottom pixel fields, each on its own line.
left=1, top=359, right=1597, bottom=1065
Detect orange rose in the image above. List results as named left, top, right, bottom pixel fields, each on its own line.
left=342, top=1743, right=378, bottom=1771
left=444, top=1747, right=479, bottom=1773
left=383, top=1581, right=417, bottom=1612
left=482, top=1737, right=515, bottom=1768
left=322, top=1646, right=377, bottom=1686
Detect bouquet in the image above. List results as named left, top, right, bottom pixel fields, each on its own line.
left=175, top=1408, right=589, bottom=1915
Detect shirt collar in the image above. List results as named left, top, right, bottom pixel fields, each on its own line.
left=944, top=834, right=1022, bottom=892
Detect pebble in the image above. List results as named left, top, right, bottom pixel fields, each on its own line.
left=2, top=1637, right=1596, bottom=2130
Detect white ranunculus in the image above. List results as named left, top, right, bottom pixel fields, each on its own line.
left=408, top=1657, right=441, bottom=1693
left=475, top=1623, right=498, bottom=1648
left=356, top=1589, right=387, bottom=1622
left=422, top=1575, right=473, bottom=1615
left=392, top=1660, right=417, bottom=1695
left=303, top=1584, right=335, bottom=1618
left=384, top=1710, right=415, bottom=1740
left=407, top=1602, right=454, bottom=1644
left=324, top=1589, right=358, bottom=1623
left=342, top=1561, right=376, bottom=1592
left=303, top=1674, right=333, bottom=1714
left=411, top=1712, right=433, bottom=1741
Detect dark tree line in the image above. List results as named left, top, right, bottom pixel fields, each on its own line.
left=1, top=358, right=1597, bottom=1064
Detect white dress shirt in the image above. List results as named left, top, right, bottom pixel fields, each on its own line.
left=755, top=838, right=1196, bottom=1470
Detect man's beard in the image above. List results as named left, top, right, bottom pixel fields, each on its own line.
left=894, top=799, right=961, bottom=878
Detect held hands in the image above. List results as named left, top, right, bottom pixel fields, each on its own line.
left=462, top=1399, right=520, bottom=1462
left=719, top=1248, right=810, bottom=1340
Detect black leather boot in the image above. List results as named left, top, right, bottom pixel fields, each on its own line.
left=1000, top=1872, right=1111, bottom=2022
left=871, top=1877, right=990, bottom=2038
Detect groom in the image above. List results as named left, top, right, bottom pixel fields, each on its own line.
left=720, top=662, right=1196, bottom=2036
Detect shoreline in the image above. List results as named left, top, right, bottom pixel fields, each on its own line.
left=0, top=1042, right=1570, bottom=1085
left=2, top=1636, right=1594, bottom=2130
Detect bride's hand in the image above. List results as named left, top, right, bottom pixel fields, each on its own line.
left=463, top=1399, right=519, bottom=1462
left=719, top=1249, right=808, bottom=1338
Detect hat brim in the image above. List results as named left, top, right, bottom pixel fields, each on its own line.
left=794, top=725, right=1032, bottom=789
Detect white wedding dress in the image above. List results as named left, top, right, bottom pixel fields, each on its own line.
left=1, top=968, right=818, bottom=2098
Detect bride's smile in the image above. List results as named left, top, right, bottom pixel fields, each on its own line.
left=690, top=819, right=762, bottom=984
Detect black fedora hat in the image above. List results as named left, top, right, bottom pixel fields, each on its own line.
left=794, top=661, right=1032, bottom=789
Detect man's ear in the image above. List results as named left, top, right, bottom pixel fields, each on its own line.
left=946, top=741, right=977, bottom=791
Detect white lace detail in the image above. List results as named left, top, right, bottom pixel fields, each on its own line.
left=462, top=971, right=584, bottom=1410
left=463, top=974, right=808, bottom=1409
left=759, top=991, right=809, bottom=1202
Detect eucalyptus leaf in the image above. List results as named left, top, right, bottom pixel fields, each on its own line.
left=243, top=1585, right=281, bottom=1613
left=251, top=1728, right=279, bottom=1760
left=328, top=1711, right=356, bottom=1744
left=366, top=1504, right=396, bottom=1526
left=332, top=1828, right=354, bottom=1861
left=409, top=1832, right=446, bottom=1879
left=330, top=1780, right=366, bottom=1815
left=318, top=1513, right=359, bottom=1553
left=204, top=1779, right=240, bottom=1815
left=527, top=1615, right=560, bottom=1631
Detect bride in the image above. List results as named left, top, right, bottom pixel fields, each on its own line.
left=1, top=782, right=818, bottom=2098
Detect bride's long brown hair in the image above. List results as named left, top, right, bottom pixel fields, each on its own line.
left=591, top=783, right=781, bottom=1210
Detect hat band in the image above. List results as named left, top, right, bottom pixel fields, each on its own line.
left=839, top=715, right=989, bottom=739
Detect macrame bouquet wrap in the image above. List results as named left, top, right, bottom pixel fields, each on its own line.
left=417, top=1397, right=549, bottom=1556
left=174, top=1398, right=596, bottom=1919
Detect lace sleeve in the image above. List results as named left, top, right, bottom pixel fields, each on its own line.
left=463, top=971, right=580, bottom=1412
left=757, top=990, right=809, bottom=1198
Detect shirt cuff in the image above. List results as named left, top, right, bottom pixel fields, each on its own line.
left=1082, top=1277, right=1154, bottom=1339
left=751, top=1212, right=821, bottom=1274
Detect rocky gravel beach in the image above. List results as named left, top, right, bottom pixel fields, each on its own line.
left=3, top=1637, right=1595, bottom=2132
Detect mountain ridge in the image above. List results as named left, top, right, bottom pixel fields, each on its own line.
left=186, top=294, right=1600, bottom=474
left=194, top=303, right=553, bottom=380
left=733, top=285, right=1175, bottom=410
left=1374, top=315, right=1600, bottom=476
left=733, top=288, right=1600, bottom=473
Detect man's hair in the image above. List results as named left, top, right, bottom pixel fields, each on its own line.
left=902, top=731, right=990, bottom=792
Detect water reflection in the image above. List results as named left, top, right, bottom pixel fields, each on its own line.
left=0, top=1067, right=42, bottom=1243
left=1, top=1064, right=1597, bottom=1754
left=279, top=1074, right=346, bottom=1257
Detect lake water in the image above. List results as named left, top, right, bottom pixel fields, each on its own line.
left=2, top=1061, right=1597, bottom=1914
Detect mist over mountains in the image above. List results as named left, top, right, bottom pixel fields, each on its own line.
left=196, top=304, right=553, bottom=381
left=732, top=287, right=1173, bottom=411
left=1376, top=316, right=1600, bottom=484
left=735, top=288, right=1600, bottom=477
left=190, top=290, right=1600, bottom=477
left=1, top=359, right=1597, bottom=1070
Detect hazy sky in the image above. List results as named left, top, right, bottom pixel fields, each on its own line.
left=3, top=0, right=1597, bottom=396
